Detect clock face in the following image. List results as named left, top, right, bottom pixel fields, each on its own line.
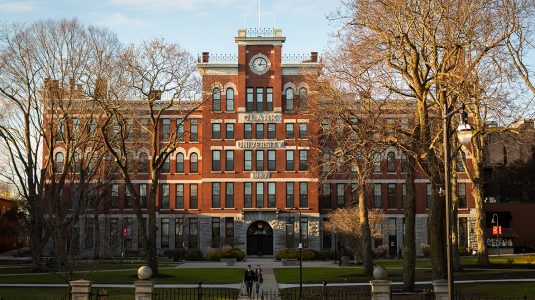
left=249, top=54, right=271, bottom=75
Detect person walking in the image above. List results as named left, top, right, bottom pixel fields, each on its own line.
left=244, top=264, right=256, bottom=297
left=254, top=264, right=263, bottom=294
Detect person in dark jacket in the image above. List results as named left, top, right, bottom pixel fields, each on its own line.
left=244, top=265, right=256, bottom=297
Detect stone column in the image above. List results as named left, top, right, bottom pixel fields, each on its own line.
left=135, top=280, right=154, bottom=300
left=432, top=280, right=449, bottom=300
left=370, top=280, right=391, bottom=300
left=70, top=280, right=92, bottom=300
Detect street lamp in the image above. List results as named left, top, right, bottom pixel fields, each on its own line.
left=491, top=214, right=500, bottom=256
left=443, top=102, right=473, bottom=300
left=285, top=207, right=303, bottom=300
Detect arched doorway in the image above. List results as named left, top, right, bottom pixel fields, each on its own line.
left=247, top=221, right=273, bottom=256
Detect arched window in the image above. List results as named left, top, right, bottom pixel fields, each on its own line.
left=190, top=153, right=198, bottom=173
left=176, top=153, right=184, bottom=173
left=386, top=152, right=396, bottom=172
left=299, top=88, right=307, bottom=110
left=212, top=88, right=221, bottom=112
left=226, top=88, right=234, bottom=111
left=285, top=88, right=294, bottom=111
left=138, top=152, right=148, bottom=173
left=55, top=152, right=64, bottom=173
left=73, top=152, right=80, bottom=173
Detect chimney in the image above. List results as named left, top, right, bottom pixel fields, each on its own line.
left=202, top=52, right=209, bottom=63
left=148, top=90, right=162, bottom=100
left=310, top=52, right=318, bottom=63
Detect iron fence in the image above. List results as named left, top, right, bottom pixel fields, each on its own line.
left=154, top=287, right=239, bottom=300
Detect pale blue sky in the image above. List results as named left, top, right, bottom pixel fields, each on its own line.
left=0, top=0, right=342, bottom=56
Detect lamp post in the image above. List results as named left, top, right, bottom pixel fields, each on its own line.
left=491, top=214, right=500, bottom=256
left=286, top=207, right=303, bottom=300
left=443, top=102, right=473, bottom=300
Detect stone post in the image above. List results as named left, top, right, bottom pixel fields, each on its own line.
left=69, top=280, right=92, bottom=300
left=370, top=280, right=391, bottom=300
left=135, top=280, right=154, bottom=300
left=433, top=280, right=449, bottom=300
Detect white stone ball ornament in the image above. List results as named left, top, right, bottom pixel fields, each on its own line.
left=137, top=266, right=153, bottom=280
left=373, top=266, right=388, bottom=280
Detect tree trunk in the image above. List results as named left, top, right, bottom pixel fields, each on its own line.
left=93, top=213, right=101, bottom=259
left=451, top=169, right=461, bottom=271
left=428, top=181, right=447, bottom=280
left=402, top=157, right=416, bottom=291
left=358, top=188, right=373, bottom=276
left=148, top=179, right=159, bottom=275
left=473, top=182, right=489, bottom=265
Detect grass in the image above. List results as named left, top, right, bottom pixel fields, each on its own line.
left=0, top=287, right=134, bottom=300
left=457, top=282, right=535, bottom=297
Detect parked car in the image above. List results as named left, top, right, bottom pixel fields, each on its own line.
left=514, top=246, right=535, bottom=254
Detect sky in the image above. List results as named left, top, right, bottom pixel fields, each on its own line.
left=0, top=0, right=342, bottom=57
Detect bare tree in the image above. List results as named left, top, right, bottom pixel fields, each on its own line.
left=92, top=39, right=201, bottom=275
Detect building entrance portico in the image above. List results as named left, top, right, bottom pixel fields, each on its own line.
left=246, top=221, right=273, bottom=256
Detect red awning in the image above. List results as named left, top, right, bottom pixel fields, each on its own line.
left=485, top=227, right=520, bottom=238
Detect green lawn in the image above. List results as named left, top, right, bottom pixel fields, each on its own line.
left=457, top=282, right=535, bottom=297
left=0, top=268, right=244, bottom=284
left=0, top=287, right=133, bottom=300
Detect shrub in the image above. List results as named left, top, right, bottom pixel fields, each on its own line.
left=458, top=246, right=470, bottom=256
left=420, top=243, right=430, bottom=257
left=300, top=249, right=316, bottom=260
left=374, top=245, right=388, bottom=258
left=316, top=251, right=336, bottom=260
left=184, top=249, right=204, bottom=261
left=221, top=248, right=246, bottom=261
left=275, top=248, right=316, bottom=260
left=207, top=248, right=221, bottom=261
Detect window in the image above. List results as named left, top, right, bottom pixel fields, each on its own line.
left=211, top=217, right=221, bottom=248
left=188, top=218, right=198, bottom=249
left=256, top=150, right=264, bottom=170
left=299, top=88, right=307, bottom=110
left=125, top=186, right=133, bottom=208
left=225, top=182, right=234, bottom=208
left=175, top=184, right=184, bottom=209
left=162, top=118, right=170, bottom=140
left=285, top=217, right=295, bottom=248
left=299, top=182, right=308, bottom=208
left=190, top=184, right=198, bottom=209
left=212, top=150, right=221, bottom=171
left=244, top=182, right=252, bottom=208
left=190, top=119, right=199, bottom=142
left=55, top=152, right=64, bottom=172
left=300, top=217, right=309, bottom=248
left=268, top=182, right=276, bottom=208
left=212, top=88, right=221, bottom=111
left=387, top=152, right=396, bottom=172
left=176, top=153, right=184, bottom=173
left=175, top=218, right=184, bottom=248
left=400, top=153, right=407, bottom=173
left=267, top=150, right=276, bottom=171
left=225, top=217, right=234, bottom=246
left=212, top=182, right=220, bottom=208
left=73, top=117, right=80, bottom=135
left=374, top=184, right=382, bottom=208
left=73, top=152, right=80, bottom=173
left=321, top=183, right=331, bottom=208
left=177, top=118, right=185, bottom=141
left=256, top=182, right=264, bottom=208
left=255, top=123, right=264, bottom=139
left=246, top=88, right=254, bottom=111
left=256, top=88, right=264, bottom=111
left=56, top=121, right=64, bottom=141
left=458, top=183, right=467, bottom=208
left=426, top=183, right=432, bottom=209
left=89, top=118, right=96, bottom=134
left=373, top=153, right=382, bottom=173
left=285, top=88, right=294, bottom=111
left=402, top=183, right=407, bottom=209
left=139, top=152, right=148, bottom=173
left=267, top=123, right=276, bottom=139
left=322, top=218, right=332, bottom=249
left=388, top=183, right=396, bottom=209
left=286, top=182, right=294, bottom=208
left=226, top=88, right=234, bottom=111
left=110, top=218, right=118, bottom=248
left=212, top=123, right=221, bottom=139
left=139, top=184, right=147, bottom=208
left=161, top=184, right=170, bottom=209
left=190, top=153, right=198, bottom=173
left=286, top=150, right=294, bottom=171
left=336, top=184, right=345, bottom=208
left=244, top=123, right=252, bottom=139
left=266, top=88, right=273, bottom=111
left=285, top=123, right=294, bottom=139
left=299, top=123, right=307, bottom=139
left=161, top=156, right=170, bottom=173
left=225, top=150, right=234, bottom=171
left=299, top=150, right=308, bottom=171
left=161, top=218, right=169, bottom=248
left=111, top=184, right=119, bottom=208
left=455, top=152, right=466, bottom=172
left=244, top=150, right=252, bottom=171
left=225, top=123, right=234, bottom=139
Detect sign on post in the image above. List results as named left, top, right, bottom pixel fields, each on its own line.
left=492, top=226, right=502, bottom=235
